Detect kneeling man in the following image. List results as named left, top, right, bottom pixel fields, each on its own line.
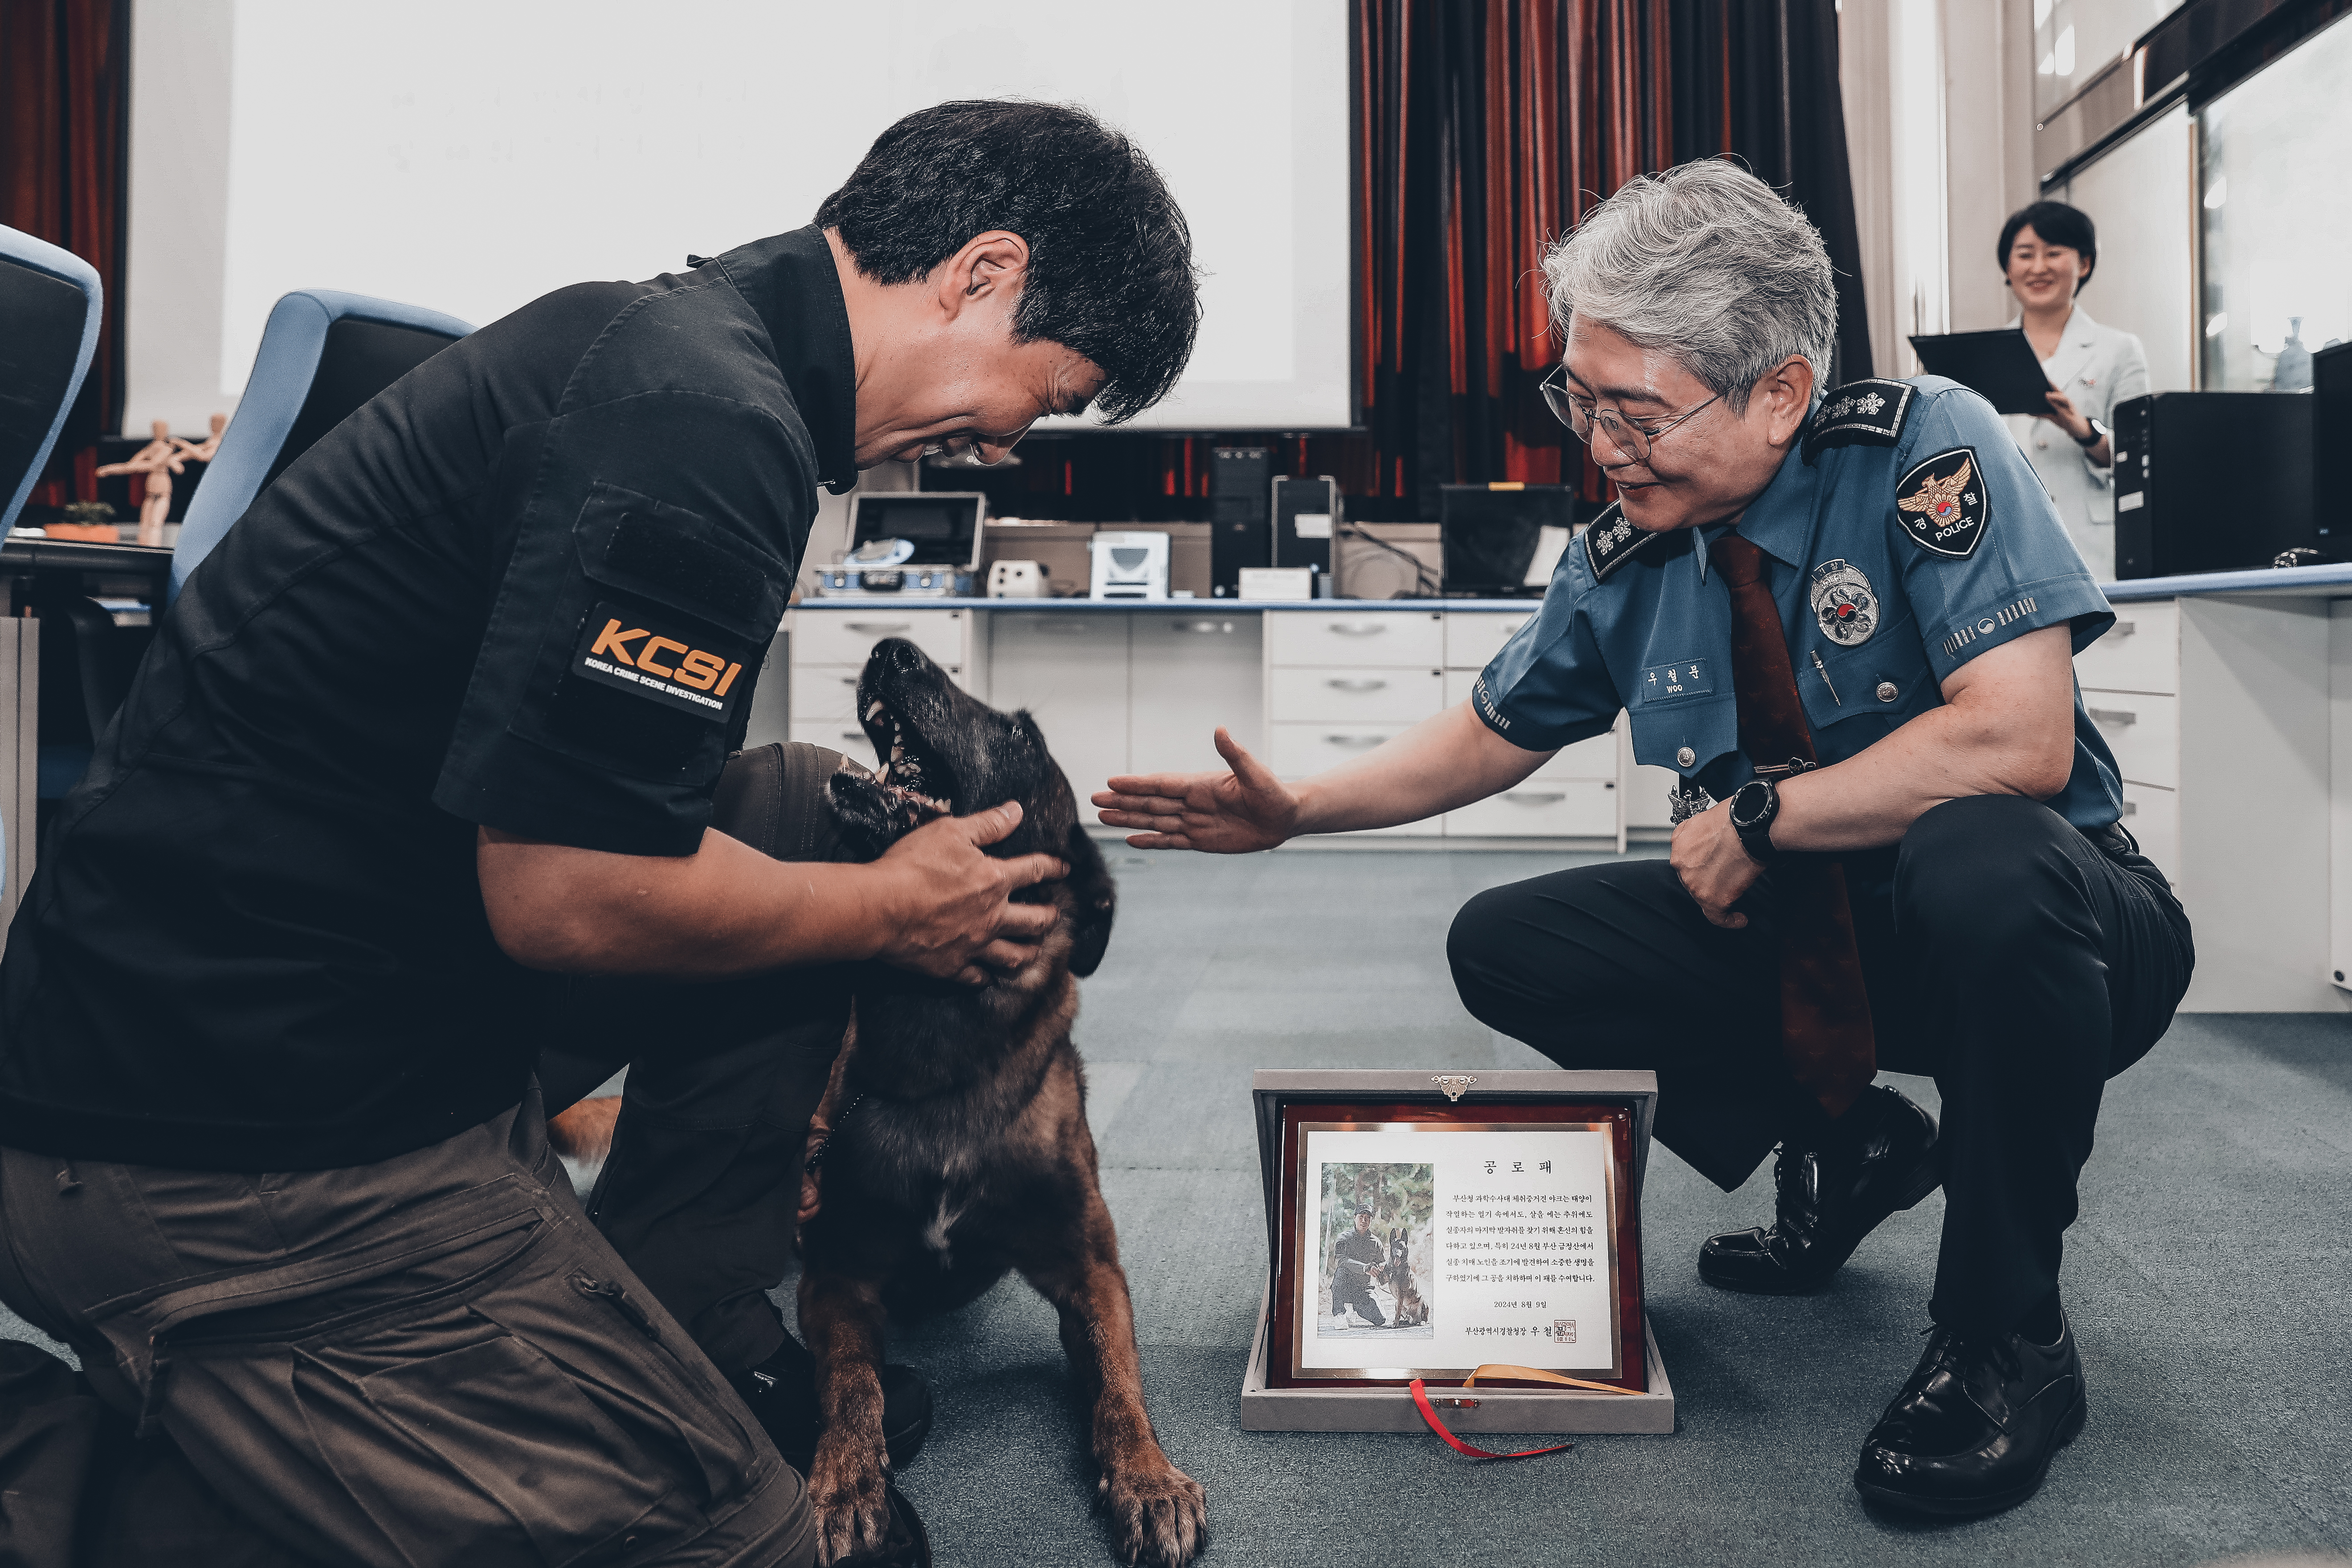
left=1096, top=159, right=2191, bottom=1515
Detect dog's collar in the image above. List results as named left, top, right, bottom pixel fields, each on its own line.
left=803, top=1091, right=867, bottom=1175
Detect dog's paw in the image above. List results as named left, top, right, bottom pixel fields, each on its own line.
left=1100, top=1456, right=1207, bottom=1568
left=809, top=1446, right=893, bottom=1566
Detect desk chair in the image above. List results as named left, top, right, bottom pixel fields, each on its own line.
left=0, top=226, right=102, bottom=533
left=170, top=288, right=474, bottom=604
left=0, top=227, right=104, bottom=884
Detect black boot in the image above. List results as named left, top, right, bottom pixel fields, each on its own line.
left=730, top=1334, right=935, bottom=1472
left=1854, top=1310, right=2087, bottom=1515
left=1698, top=1084, right=1940, bottom=1294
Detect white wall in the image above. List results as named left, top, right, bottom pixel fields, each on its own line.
left=2059, top=105, right=2193, bottom=392
left=122, top=0, right=236, bottom=436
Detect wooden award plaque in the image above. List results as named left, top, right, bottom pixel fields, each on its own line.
left=1241, top=1069, right=1674, bottom=1435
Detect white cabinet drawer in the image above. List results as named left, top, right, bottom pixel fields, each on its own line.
left=790, top=718, right=883, bottom=770
left=1445, top=780, right=1617, bottom=839
left=2119, top=780, right=2177, bottom=886
left=1443, top=610, right=1535, bottom=670
left=1267, top=610, right=1443, bottom=668
left=789, top=664, right=868, bottom=721
left=791, top=608, right=968, bottom=670
left=1438, top=671, right=1617, bottom=778
left=2073, top=600, right=2176, bottom=694
left=2082, top=689, right=2177, bottom=788
left=1269, top=666, right=1444, bottom=724
left=1268, top=720, right=1414, bottom=777
left=790, top=661, right=965, bottom=721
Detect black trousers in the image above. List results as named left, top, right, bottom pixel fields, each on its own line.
left=1447, top=794, right=2194, bottom=1335
left=538, top=744, right=858, bottom=1380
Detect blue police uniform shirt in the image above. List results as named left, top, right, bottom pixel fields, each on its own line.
left=1471, top=375, right=2124, bottom=831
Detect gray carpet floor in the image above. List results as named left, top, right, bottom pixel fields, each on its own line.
left=5, top=845, right=2348, bottom=1566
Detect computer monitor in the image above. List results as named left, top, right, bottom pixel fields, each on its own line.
left=852, top=492, right=987, bottom=568
left=1440, top=484, right=1579, bottom=597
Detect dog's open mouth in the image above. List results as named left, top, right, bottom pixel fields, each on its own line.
left=861, top=694, right=955, bottom=825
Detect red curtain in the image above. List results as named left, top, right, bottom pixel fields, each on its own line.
left=1354, top=0, right=1675, bottom=519
left=2, top=0, right=130, bottom=499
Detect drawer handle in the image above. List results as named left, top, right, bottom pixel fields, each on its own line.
left=843, top=621, right=911, bottom=633
left=1171, top=620, right=1235, bottom=634
left=1029, top=621, right=1094, bottom=634
left=839, top=730, right=867, bottom=743
left=2121, top=800, right=2137, bottom=817
left=838, top=675, right=860, bottom=685
left=1326, top=678, right=1388, bottom=693
left=1500, top=790, right=1568, bottom=804
left=2109, top=621, right=2136, bottom=639
left=1322, top=734, right=1389, bottom=749
left=1327, top=623, right=1389, bottom=636
left=2088, top=707, right=2137, bottom=726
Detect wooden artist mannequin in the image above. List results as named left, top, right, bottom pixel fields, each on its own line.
left=94, top=420, right=187, bottom=547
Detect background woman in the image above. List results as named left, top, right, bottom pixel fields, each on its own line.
left=2000, top=199, right=2148, bottom=580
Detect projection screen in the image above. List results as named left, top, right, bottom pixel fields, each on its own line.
left=123, top=0, right=1355, bottom=437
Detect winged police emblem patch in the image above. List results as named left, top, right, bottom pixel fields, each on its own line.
left=1895, top=447, right=1987, bottom=559
left=1808, top=559, right=1878, bottom=647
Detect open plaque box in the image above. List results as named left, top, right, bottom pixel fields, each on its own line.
left=1242, top=1070, right=1673, bottom=1434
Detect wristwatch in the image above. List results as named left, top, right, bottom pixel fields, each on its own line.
left=2074, top=417, right=2109, bottom=449
left=1727, top=779, right=1781, bottom=866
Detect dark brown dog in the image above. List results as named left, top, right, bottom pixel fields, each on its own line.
left=801, top=637, right=1205, bottom=1568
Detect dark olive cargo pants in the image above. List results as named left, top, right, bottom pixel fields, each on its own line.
left=0, top=1093, right=815, bottom=1568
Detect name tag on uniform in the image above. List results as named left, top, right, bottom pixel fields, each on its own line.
left=1640, top=660, right=1713, bottom=702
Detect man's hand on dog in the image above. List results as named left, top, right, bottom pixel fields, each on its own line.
left=1094, top=728, right=1300, bottom=852
left=874, top=801, right=1067, bottom=985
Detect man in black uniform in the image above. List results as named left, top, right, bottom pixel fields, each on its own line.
left=0, top=101, right=1198, bottom=1565
left=1328, top=1209, right=1390, bottom=1328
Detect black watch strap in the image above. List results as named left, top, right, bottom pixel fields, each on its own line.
left=1730, top=779, right=1780, bottom=866
left=2074, top=417, right=2107, bottom=449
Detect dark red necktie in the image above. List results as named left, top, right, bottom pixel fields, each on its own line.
left=1710, top=533, right=1876, bottom=1119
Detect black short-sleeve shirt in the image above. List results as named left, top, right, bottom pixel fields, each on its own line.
left=0, top=226, right=855, bottom=1171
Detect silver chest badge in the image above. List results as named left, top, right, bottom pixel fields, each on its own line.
left=1809, top=558, right=1878, bottom=647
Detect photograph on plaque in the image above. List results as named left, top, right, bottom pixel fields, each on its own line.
left=1270, top=1101, right=1643, bottom=1392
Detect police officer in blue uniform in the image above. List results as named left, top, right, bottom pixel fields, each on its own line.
left=1095, top=161, right=2192, bottom=1517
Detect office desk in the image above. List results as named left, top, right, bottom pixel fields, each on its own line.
left=786, top=575, right=2352, bottom=1013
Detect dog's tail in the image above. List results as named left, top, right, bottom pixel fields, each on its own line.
left=547, top=1094, right=622, bottom=1166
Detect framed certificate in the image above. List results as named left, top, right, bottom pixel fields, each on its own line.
left=1244, top=1070, right=1671, bottom=1433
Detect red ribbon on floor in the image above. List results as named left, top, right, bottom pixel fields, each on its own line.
left=1408, top=1379, right=1573, bottom=1461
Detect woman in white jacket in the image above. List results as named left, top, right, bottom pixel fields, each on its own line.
left=1998, top=200, right=2148, bottom=581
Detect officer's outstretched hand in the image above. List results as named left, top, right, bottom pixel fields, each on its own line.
left=1671, top=801, right=1765, bottom=929
left=1094, top=728, right=1299, bottom=853
left=874, top=802, right=1068, bottom=986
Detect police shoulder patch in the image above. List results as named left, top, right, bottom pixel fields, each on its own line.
left=1805, top=379, right=1915, bottom=457
left=1895, top=447, right=1989, bottom=559
left=1582, top=501, right=1665, bottom=583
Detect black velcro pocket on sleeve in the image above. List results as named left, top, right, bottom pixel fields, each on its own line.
left=572, top=481, right=788, bottom=641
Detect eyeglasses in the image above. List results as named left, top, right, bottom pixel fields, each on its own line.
left=1539, top=364, right=1720, bottom=465
left=922, top=428, right=1030, bottom=468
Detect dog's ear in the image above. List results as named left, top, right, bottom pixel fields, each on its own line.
left=1063, top=822, right=1117, bottom=978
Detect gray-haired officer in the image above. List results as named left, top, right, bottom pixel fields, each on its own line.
left=1094, top=159, right=2192, bottom=1516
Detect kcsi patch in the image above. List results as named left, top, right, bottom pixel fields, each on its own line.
left=572, top=602, right=747, bottom=721
left=1895, top=447, right=1988, bottom=559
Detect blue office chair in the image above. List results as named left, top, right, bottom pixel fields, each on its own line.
left=171, top=289, right=474, bottom=603
left=0, top=225, right=103, bottom=532
left=0, top=227, right=105, bottom=885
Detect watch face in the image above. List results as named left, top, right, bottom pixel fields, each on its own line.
left=1730, top=781, right=1771, bottom=828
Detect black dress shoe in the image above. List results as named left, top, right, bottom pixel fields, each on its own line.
left=1854, top=1311, right=2087, bottom=1516
left=731, top=1334, right=935, bottom=1471
left=1698, top=1084, right=1940, bottom=1294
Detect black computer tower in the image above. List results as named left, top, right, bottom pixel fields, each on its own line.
left=2110, top=392, right=2315, bottom=579
left=2316, top=342, right=2351, bottom=547
left=1209, top=446, right=1271, bottom=596
left=1271, top=475, right=1338, bottom=574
